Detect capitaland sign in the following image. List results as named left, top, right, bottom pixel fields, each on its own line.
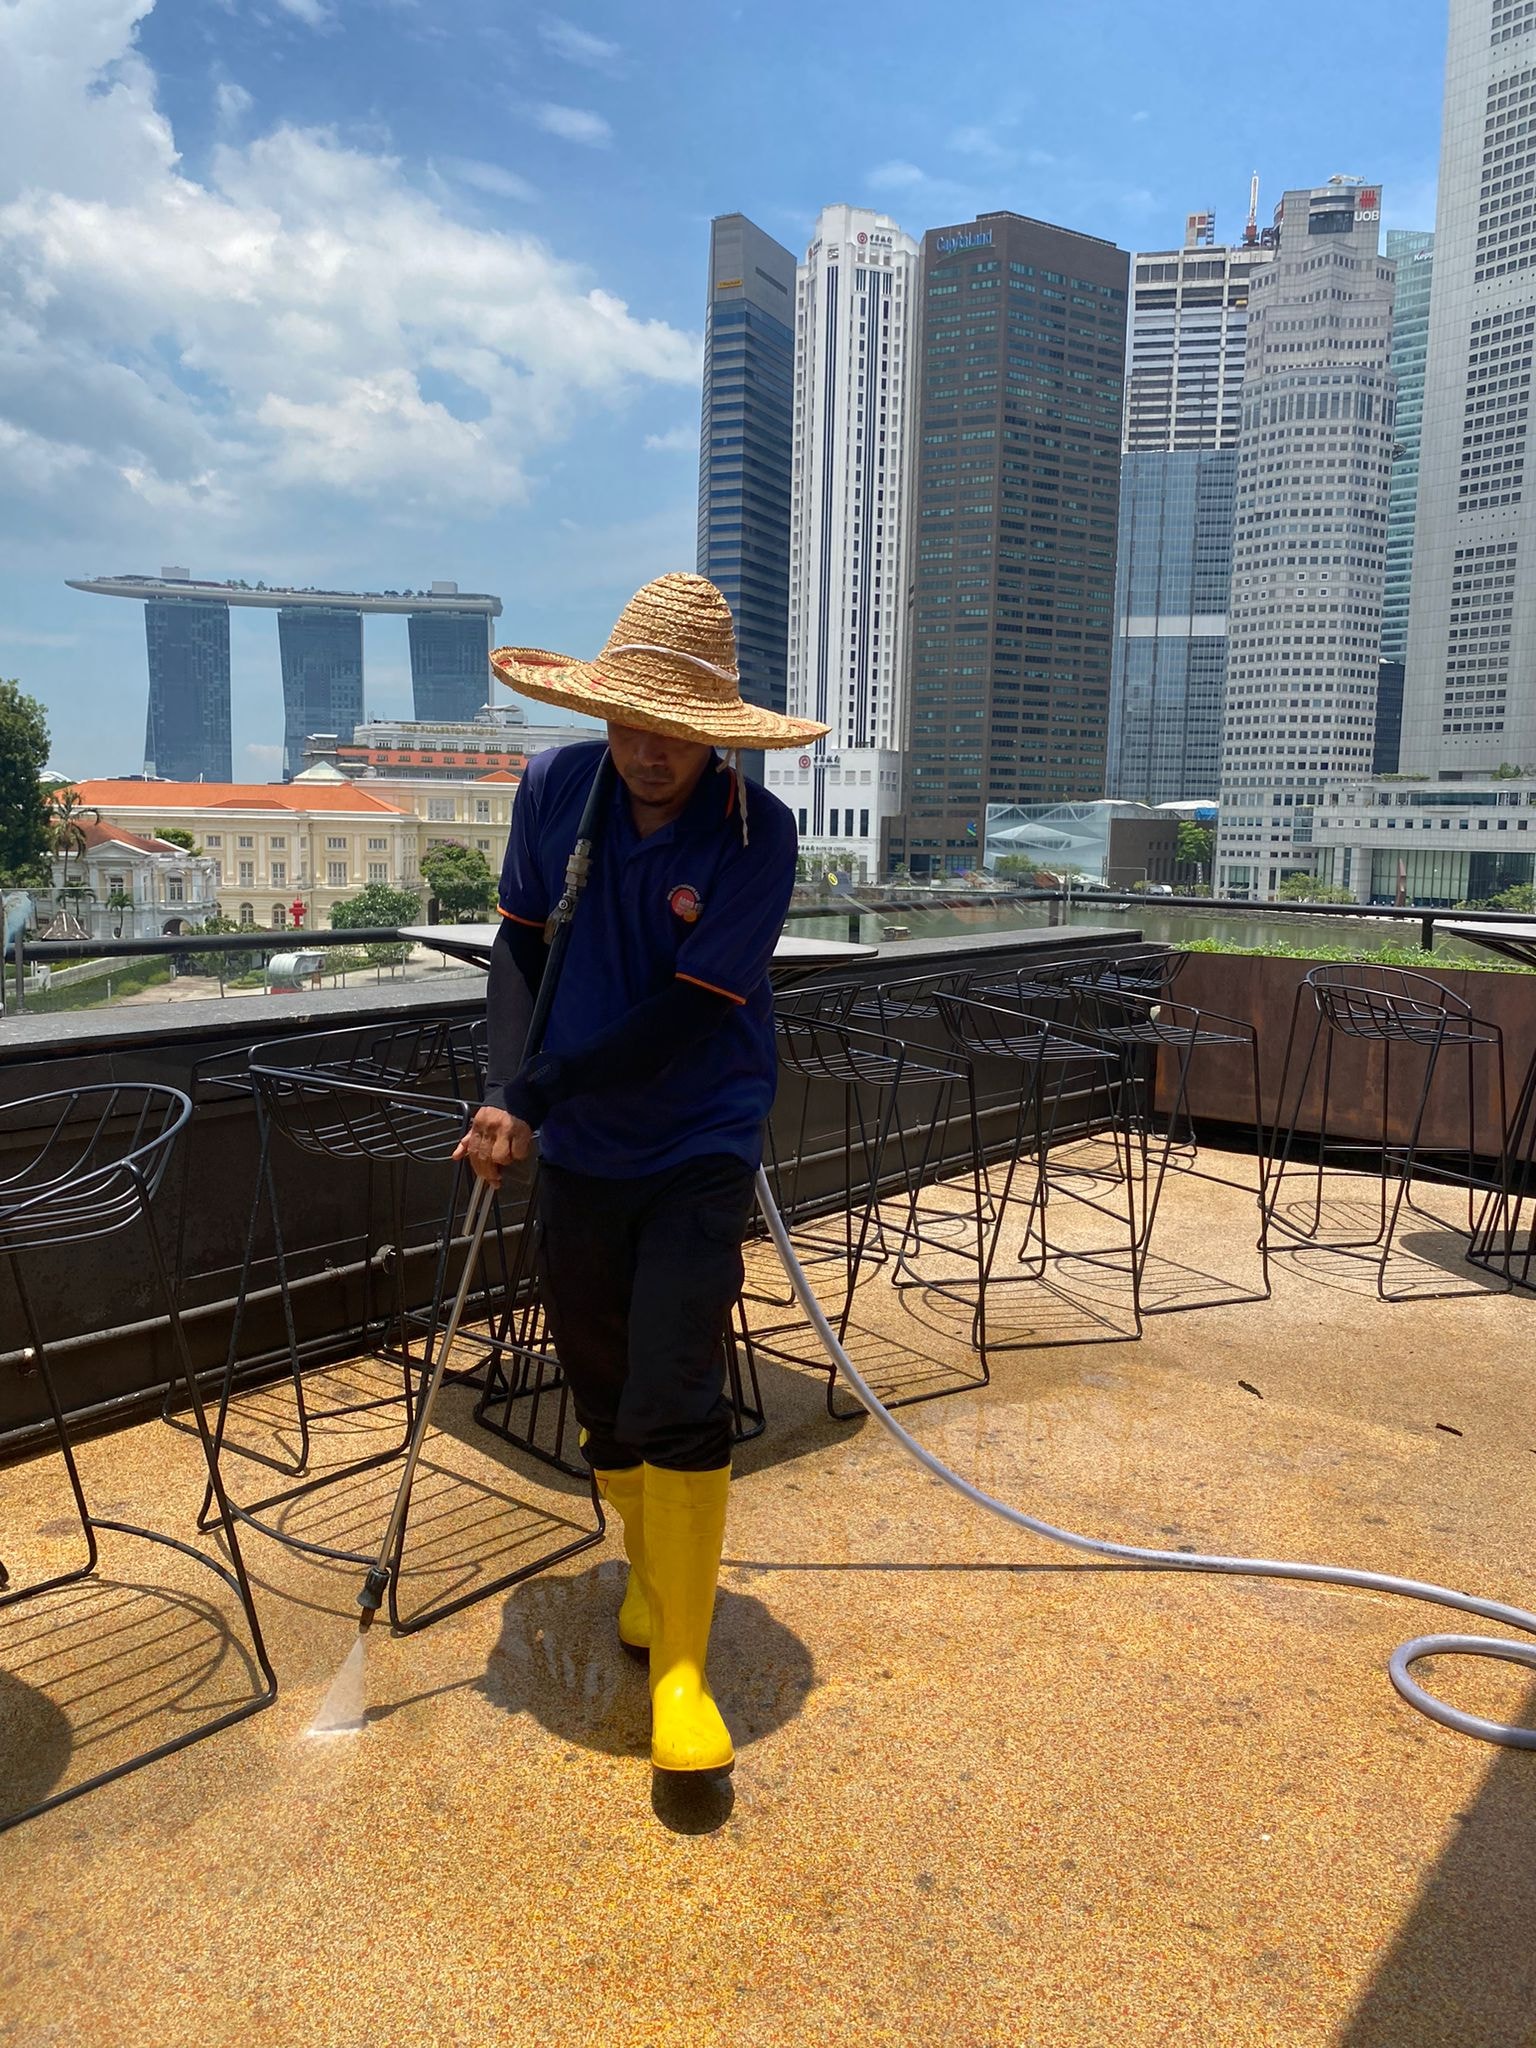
left=935, top=228, right=994, bottom=255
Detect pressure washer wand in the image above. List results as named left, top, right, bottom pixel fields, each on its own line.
left=354, top=749, right=616, bottom=1632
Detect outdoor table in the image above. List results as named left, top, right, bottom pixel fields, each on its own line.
left=401, top=926, right=880, bottom=982
left=1434, top=918, right=1536, bottom=969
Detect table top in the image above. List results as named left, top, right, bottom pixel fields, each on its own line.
left=1435, top=918, right=1536, bottom=968
left=401, top=926, right=880, bottom=972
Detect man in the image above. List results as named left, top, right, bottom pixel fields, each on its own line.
left=455, top=572, right=826, bottom=1775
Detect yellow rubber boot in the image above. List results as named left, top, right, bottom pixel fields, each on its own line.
left=643, top=1463, right=734, bottom=1774
left=593, top=1465, right=651, bottom=1653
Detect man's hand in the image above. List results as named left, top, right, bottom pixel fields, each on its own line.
left=453, top=1104, right=535, bottom=1189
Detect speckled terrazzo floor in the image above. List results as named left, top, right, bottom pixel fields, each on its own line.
left=3, top=1148, right=1535, bottom=2048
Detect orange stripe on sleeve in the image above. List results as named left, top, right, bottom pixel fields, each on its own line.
left=677, top=970, right=747, bottom=1005
left=498, top=907, right=545, bottom=929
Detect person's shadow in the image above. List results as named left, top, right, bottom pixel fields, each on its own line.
left=479, top=1560, right=816, bottom=1834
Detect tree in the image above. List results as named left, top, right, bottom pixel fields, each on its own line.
left=1487, top=882, right=1536, bottom=912
left=330, top=878, right=422, bottom=967
left=195, top=913, right=247, bottom=996
left=104, top=887, right=136, bottom=937
left=153, top=825, right=203, bottom=855
left=45, top=786, right=101, bottom=905
left=1176, top=821, right=1215, bottom=874
left=1275, top=871, right=1354, bottom=904
left=421, top=841, right=497, bottom=922
left=0, top=681, right=52, bottom=882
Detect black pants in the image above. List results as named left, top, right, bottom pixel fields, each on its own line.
left=535, top=1154, right=757, bottom=1471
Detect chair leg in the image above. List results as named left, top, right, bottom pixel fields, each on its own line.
left=0, top=1254, right=98, bottom=1602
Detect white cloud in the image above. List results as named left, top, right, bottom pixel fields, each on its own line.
left=1131, top=109, right=1150, bottom=123
left=214, top=78, right=252, bottom=127
left=243, top=741, right=284, bottom=769
left=439, top=156, right=537, bottom=202
left=643, top=424, right=696, bottom=454
left=274, top=0, right=335, bottom=26
left=0, top=1, right=697, bottom=544
left=948, top=123, right=1017, bottom=168
left=538, top=18, right=620, bottom=67
left=866, top=160, right=928, bottom=192
left=533, top=102, right=612, bottom=147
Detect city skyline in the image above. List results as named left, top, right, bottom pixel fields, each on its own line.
left=1, top=0, right=1448, bottom=779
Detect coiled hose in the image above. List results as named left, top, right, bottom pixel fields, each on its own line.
left=754, top=1168, right=1536, bottom=1749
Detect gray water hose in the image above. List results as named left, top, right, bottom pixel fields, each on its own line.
left=754, top=1169, right=1536, bottom=1749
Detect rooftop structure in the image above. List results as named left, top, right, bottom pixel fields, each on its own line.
left=66, top=571, right=502, bottom=617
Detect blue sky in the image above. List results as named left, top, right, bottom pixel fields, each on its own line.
left=1, top=0, right=1450, bottom=778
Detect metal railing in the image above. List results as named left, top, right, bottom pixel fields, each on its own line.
left=7, top=896, right=1536, bottom=1014
left=3, top=926, right=417, bottom=1016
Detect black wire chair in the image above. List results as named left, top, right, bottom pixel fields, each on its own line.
left=1469, top=1037, right=1536, bottom=1292
left=756, top=1012, right=989, bottom=1414
left=934, top=991, right=1143, bottom=1356
left=203, top=1022, right=602, bottom=1632
left=1066, top=969, right=1271, bottom=1314
left=0, top=1084, right=276, bottom=1832
left=1262, top=965, right=1511, bottom=1301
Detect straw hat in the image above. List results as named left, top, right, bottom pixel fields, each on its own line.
left=490, top=572, right=829, bottom=749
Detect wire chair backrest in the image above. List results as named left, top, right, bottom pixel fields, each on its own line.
left=0, top=1083, right=190, bottom=1256
left=773, top=980, right=865, bottom=1026
left=934, top=990, right=1103, bottom=1063
left=774, top=1011, right=908, bottom=1089
left=1063, top=945, right=1182, bottom=998
left=248, top=1021, right=475, bottom=1163
left=1304, top=963, right=1459, bottom=1044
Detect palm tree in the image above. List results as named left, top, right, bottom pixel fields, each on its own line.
left=104, top=886, right=135, bottom=938
left=45, top=788, right=100, bottom=898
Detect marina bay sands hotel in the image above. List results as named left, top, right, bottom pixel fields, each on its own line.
left=67, top=568, right=503, bottom=781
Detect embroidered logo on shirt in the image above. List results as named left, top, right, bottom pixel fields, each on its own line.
left=668, top=884, right=703, bottom=923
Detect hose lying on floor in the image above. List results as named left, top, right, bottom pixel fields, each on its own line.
left=754, top=1168, right=1536, bottom=1750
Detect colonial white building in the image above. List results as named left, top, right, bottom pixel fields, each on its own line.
left=43, top=819, right=220, bottom=938
left=775, top=203, right=918, bottom=880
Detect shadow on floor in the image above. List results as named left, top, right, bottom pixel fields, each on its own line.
left=0, top=1574, right=264, bottom=1825
left=1337, top=1677, right=1536, bottom=2048
left=478, top=1559, right=815, bottom=1762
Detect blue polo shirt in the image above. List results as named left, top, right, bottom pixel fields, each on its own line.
left=498, top=741, right=798, bottom=1178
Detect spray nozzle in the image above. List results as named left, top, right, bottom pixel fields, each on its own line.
left=356, top=1565, right=390, bottom=1631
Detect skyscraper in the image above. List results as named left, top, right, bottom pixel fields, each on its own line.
left=900, top=212, right=1128, bottom=875
left=1107, top=215, right=1276, bottom=805
left=408, top=607, right=492, bottom=723
left=1215, top=180, right=1396, bottom=899
left=1381, top=230, right=1435, bottom=668
left=696, top=215, right=796, bottom=734
left=769, top=204, right=919, bottom=878
left=1374, top=229, right=1434, bottom=776
left=278, top=607, right=364, bottom=780
left=1400, top=0, right=1536, bottom=775
left=141, top=579, right=232, bottom=781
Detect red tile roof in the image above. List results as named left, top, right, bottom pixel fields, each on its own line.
left=73, top=780, right=407, bottom=816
